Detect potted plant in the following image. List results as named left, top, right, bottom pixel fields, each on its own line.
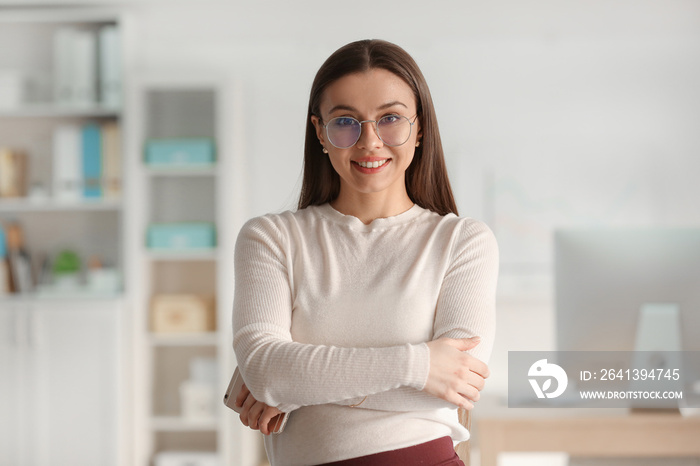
left=52, top=249, right=81, bottom=290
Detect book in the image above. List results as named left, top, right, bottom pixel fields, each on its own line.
left=5, top=223, right=33, bottom=294
left=0, top=226, right=11, bottom=295
left=72, top=29, right=97, bottom=106
left=99, top=25, right=121, bottom=108
left=53, top=27, right=98, bottom=106
left=53, top=27, right=76, bottom=104
left=101, top=121, right=122, bottom=199
left=82, top=123, right=102, bottom=198
left=0, top=148, right=27, bottom=198
left=52, top=124, right=82, bottom=200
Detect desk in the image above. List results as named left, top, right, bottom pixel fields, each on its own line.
left=479, top=413, right=700, bottom=466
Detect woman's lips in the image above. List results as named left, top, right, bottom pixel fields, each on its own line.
left=352, top=158, right=391, bottom=173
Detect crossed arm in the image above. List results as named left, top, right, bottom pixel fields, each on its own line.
left=231, top=217, right=498, bottom=434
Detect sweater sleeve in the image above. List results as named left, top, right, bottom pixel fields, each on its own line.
left=432, top=219, right=498, bottom=360
left=335, top=218, right=499, bottom=412
left=232, top=216, right=431, bottom=413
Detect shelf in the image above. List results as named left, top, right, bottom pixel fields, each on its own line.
left=151, top=416, right=219, bottom=432
left=146, top=165, right=217, bottom=177
left=0, top=198, right=122, bottom=213
left=0, top=8, right=121, bottom=24
left=150, top=332, right=219, bottom=347
left=0, top=103, right=121, bottom=118
left=146, top=249, right=218, bottom=261
left=0, top=292, right=123, bottom=303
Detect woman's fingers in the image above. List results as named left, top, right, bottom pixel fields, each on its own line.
left=449, top=337, right=490, bottom=378
left=259, top=406, right=283, bottom=435
left=239, top=391, right=257, bottom=427
left=237, top=390, right=283, bottom=434
left=465, top=353, right=490, bottom=380
left=448, top=336, right=481, bottom=352
left=247, top=401, right=265, bottom=430
left=235, top=383, right=250, bottom=409
left=424, top=337, right=491, bottom=408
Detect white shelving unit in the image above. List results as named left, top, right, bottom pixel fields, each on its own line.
left=0, top=8, right=131, bottom=466
left=127, top=71, right=249, bottom=465
left=2, top=7, right=255, bottom=466
left=0, top=8, right=128, bottom=290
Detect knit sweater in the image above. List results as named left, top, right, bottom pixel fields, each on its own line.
left=232, top=203, right=498, bottom=466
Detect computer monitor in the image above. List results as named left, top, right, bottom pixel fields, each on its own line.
left=555, top=228, right=700, bottom=353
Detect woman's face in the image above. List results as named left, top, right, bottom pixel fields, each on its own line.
left=311, top=68, right=421, bottom=202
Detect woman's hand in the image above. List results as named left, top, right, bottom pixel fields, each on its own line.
left=235, top=383, right=285, bottom=435
left=423, top=336, right=490, bottom=410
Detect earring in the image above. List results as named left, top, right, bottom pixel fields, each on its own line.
left=322, top=147, right=329, bottom=154
left=415, top=141, right=421, bottom=148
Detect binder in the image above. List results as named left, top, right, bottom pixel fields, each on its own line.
left=53, top=27, right=75, bottom=104
left=52, top=124, right=82, bottom=200
left=101, top=121, right=122, bottom=199
left=99, top=25, right=121, bottom=108
left=72, top=29, right=97, bottom=106
left=82, top=124, right=102, bottom=198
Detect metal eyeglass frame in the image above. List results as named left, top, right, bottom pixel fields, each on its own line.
left=321, top=114, right=419, bottom=149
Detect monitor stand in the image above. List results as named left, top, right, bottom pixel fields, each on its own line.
left=631, top=303, right=682, bottom=412
left=634, top=303, right=682, bottom=352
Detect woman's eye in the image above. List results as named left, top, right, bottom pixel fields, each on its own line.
left=380, top=114, right=402, bottom=125
left=334, top=117, right=357, bottom=127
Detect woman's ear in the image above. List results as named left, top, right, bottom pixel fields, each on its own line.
left=416, top=118, right=423, bottom=146
left=311, top=115, right=325, bottom=147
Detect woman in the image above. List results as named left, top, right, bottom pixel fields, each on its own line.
left=232, top=39, right=498, bottom=466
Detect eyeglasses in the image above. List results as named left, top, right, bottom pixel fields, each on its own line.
left=321, top=114, right=418, bottom=149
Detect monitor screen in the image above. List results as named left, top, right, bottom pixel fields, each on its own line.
left=555, top=228, right=700, bottom=353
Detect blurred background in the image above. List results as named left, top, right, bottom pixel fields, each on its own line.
left=1, top=1, right=699, bottom=465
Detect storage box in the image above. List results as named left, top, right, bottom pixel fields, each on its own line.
left=151, top=294, right=215, bottom=333
left=154, top=451, right=219, bottom=466
left=145, top=138, right=215, bottom=166
left=147, top=223, right=216, bottom=250
left=180, top=380, right=215, bottom=418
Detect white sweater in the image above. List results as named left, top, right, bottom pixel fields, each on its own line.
left=232, top=203, right=498, bottom=466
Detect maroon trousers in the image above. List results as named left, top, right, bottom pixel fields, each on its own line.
left=317, top=436, right=465, bottom=466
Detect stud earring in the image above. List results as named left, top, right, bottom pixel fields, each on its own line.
left=322, top=147, right=329, bottom=154
left=415, top=141, right=421, bottom=148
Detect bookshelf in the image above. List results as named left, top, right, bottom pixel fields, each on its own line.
left=0, top=9, right=129, bottom=466
left=128, top=71, right=247, bottom=465
left=0, top=8, right=125, bottom=298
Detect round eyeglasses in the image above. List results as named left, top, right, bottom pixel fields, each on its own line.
left=322, top=114, right=418, bottom=149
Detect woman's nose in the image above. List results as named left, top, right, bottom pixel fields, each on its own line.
left=356, top=120, right=383, bottom=150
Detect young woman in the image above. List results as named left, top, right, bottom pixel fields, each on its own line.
left=232, top=39, right=498, bottom=466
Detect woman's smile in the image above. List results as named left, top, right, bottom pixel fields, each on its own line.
left=352, top=157, right=391, bottom=172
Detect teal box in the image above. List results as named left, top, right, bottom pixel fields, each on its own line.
left=147, top=223, right=216, bottom=250
left=144, top=138, right=216, bottom=166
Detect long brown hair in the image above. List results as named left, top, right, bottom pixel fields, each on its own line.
left=298, top=39, right=458, bottom=216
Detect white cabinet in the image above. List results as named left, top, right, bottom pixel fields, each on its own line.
left=0, top=305, right=23, bottom=466
left=128, top=73, right=246, bottom=465
left=0, top=299, right=121, bottom=466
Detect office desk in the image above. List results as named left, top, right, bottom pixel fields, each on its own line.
left=478, top=413, right=700, bottom=466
